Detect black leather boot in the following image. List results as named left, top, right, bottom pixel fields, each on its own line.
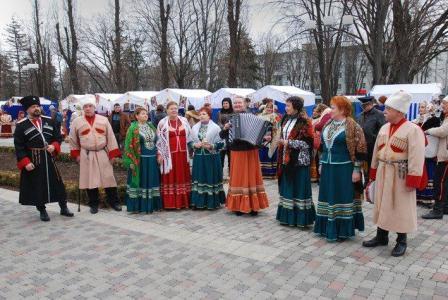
left=444, top=207, right=448, bottom=215
left=90, top=206, right=99, bottom=214
left=422, top=202, right=443, bottom=219
left=105, top=187, right=122, bottom=211
left=391, top=233, right=407, bottom=257
left=39, top=209, right=50, bottom=222
left=362, top=227, right=389, bottom=247
left=59, top=202, right=74, bottom=217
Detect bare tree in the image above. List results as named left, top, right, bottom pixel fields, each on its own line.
left=168, top=0, right=198, bottom=88
left=56, top=0, right=80, bottom=94
left=277, top=0, right=352, bottom=103
left=349, top=0, right=392, bottom=86
left=193, top=0, right=226, bottom=90
left=389, top=0, right=448, bottom=83
left=343, top=44, right=368, bottom=94
left=257, top=33, right=282, bottom=86
left=227, top=0, right=242, bottom=87
left=136, top=0, right=171, bottom=89
left=29, top=0, right=57, bottom=97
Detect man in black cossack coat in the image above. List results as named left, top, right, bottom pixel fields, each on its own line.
left=13, top=96, right=74, bottom=221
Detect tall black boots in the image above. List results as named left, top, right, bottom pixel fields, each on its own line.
left=362, top=227, right=389, bottom=247
left=391, top=233, right=407, bottom=257
left=86, top=188, right=122, bottom=214
left=362, top=228, right=407, bottom=257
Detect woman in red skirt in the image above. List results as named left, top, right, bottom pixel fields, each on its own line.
left=156, top=101, right=192, bottom=209
left=219, top=97, right=270, bottom=216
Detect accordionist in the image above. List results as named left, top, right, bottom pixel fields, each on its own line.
left=219, top=97, right=271, bottom=217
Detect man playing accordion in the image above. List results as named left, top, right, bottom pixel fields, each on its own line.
left=219, top=97, right=271, bottom=216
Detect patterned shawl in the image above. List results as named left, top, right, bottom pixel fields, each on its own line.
left=322, top=117, right=367, bottom=162
left=156, top=116, right=192, bottom=175
left=191, top=120, right=222, bottom=153
left=277, top=113, right=314, bottom=177
left=123, top=121, right=157, bottom=188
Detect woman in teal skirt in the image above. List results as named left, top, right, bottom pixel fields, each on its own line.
left=276, top=96, right=316, bottom=227
left=123, top=107, right=162, bottom=213
left=191, top=107, right=226, bottom=209
left=314, top=96, right=367, bottom=241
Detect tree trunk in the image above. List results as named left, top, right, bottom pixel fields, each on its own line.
left=227, top=0, right=241, bottom=87
left=160, top=0, right=170, bottom=89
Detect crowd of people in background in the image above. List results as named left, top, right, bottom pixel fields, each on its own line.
left=10, top=90, right=448, bottom=258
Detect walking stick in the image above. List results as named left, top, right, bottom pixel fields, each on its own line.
left=78, top=186, right=81, bottom=212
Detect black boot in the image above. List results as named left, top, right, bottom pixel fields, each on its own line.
left=362, top=227, right=389, bottom=247
left=444, top=207, right=448, bottom=215
left=235, top=211, right=243, bottom=216
left=105, top=187, right=122, bottom=211
left=250, top=211, right=258, bottom=216
left=86, top=188, right=100, bottom=214
left=391, top=233, right=407, bottom=257
left=422, top=202, right=443, bottom=219
left=39, top=209, right=50, bottom=222
left=59, top=202, right=74, bottom=217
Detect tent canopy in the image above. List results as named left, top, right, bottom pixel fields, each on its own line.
left=114, top=91, right=159, bottom=110
left=60, top=94, right=85, bottom=110
left=95, top=93, right=122, bottom=113
left=210, top=88, right=256, bottom=109
left=248, top=85, right=315, bottom=107
left=370, top=83, right=442, bottom=103
left=155, top=88, right=212, bottom=109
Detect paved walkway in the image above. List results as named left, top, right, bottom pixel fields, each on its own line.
left=1, top=182, right=448, bottom=299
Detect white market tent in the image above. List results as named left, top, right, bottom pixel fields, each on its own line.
left=113, top=91, right=159, bottom=111
left=95, top=93, right=122, bottom=113
left=60, top=94, right=85, bottom=110
left=210, top=88, right=256, bottom=109
left=370, top=83, right=443, bottom=120
left=248, top=85, right=316, bottom=115
left=155, top=88, right=212, bottom=109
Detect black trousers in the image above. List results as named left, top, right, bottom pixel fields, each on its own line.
left=36, top=200, right=67, bottom=211
left=86, top=187, right=119, bottom=208
left=433, top=161, right=448, bottom=210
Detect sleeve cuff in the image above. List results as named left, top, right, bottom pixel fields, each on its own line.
left=369, top=168, right=377, bottom=181
left=17, top=157, right=31, bottom=170
left=108, top=148, right=121, bottom=159
left=406, top=175, right=422, bottom=189
left=51, top=142, right=61, bottom=155
left=70, top=149, right=80, bottom=159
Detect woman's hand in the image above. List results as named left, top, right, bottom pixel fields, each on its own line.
left=157, top=156, right=163, bottom=165
left=352, top=171, right=361, bottom=183
left=223, top=122, right=231, bottom=130
left=194, top=142, right=203, bottom=149
left=203, top=142, right=212, bottom=150
left=130, top=164, right=135, bottom=170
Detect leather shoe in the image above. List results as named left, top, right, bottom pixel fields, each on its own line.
left=391, top=242, right=407, bottom=257
left=235, top=211, right=243, bottom=216
left=362, top=237, right=388, bottom=247
left=60, top=206, right=74, bottom=217
left=110, top=204, right=122, bottom=212
left=90, top=206, right=99, bottom=214
left=250, top=211, right=258, bottom=216
left=444, top=208, right=448, bottom=215
left=40, top=210, right=50, bottom=222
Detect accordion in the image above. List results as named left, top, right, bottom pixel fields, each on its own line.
left=229, top=113, right=270, bottom=146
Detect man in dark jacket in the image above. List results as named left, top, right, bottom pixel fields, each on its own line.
left=108, top=104, right=130, bottom=149
left=357, top=96, right=386, bottom=171
left=14, top=96, right=74, bottom=221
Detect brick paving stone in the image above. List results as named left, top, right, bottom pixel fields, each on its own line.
left=1, top=183, right=448, bottom=299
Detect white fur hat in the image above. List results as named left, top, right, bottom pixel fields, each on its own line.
left=80, top=95, right=96, bottom=108
left=384, top=90, right=412, bottom=114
